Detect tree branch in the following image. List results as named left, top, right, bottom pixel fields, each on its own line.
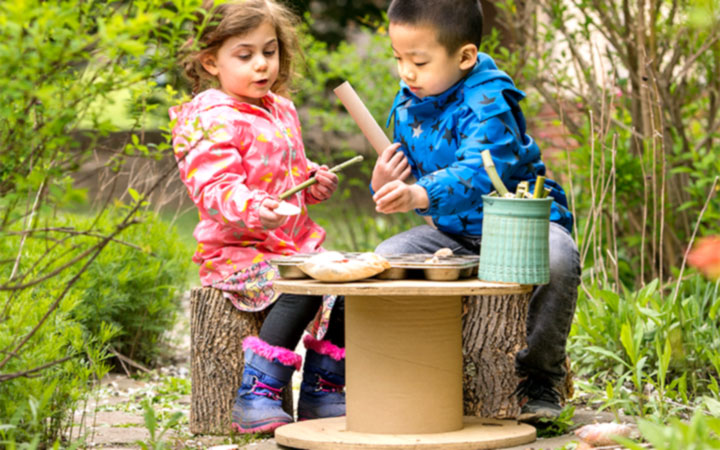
left=10, top=179, right=47, bottom=280
left=673, top=29, right=720, bottom=82
left=0, top=355, right=75, bottom=383
left=0, top=223, right=137, bottom=292
left=671, top=175, right=720, bottom=308
left=5, top=227, right=156, bottom=256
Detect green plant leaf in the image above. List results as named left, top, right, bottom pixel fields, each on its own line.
left=128, top=188, right=140, bottom=203
left=620, top=322, right=637, bottom=364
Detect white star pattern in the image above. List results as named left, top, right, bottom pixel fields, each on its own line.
left=412, top=124, right=423, bottom=138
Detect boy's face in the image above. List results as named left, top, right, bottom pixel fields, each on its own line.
left=389, top=23, right=470, bottom=99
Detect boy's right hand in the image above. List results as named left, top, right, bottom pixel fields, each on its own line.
left=371, top=143, right=411, bottom=192
left=259, top=198, right=289, bottom=229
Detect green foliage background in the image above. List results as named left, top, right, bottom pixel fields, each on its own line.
left=0, top=0, right=200, bottom=446
left=0, top=209, right=192, bottom=445
left=1, top=0, right=719, bottom=447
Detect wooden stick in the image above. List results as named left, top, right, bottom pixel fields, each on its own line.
left=480, top=150, right=510, bottom=197
left=533, top=176, right=546, bottom=198
left=279, top=155, right=364, bottom=200
left=515, top=181, right=529, bottom=198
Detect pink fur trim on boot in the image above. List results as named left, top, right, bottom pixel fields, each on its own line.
left=303, top=334, right=345, bottom=361
left=242, top=336, right=302, bottom=370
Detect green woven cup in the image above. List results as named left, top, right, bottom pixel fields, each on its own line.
left=478, top=195, right=552, bottom=285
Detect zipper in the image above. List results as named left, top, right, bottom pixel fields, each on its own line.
left=248, top=102, right=302, bottom=239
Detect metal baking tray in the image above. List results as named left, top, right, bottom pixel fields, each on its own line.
left=270, top=252, right=479, bottom=281
left=378, top=253, right=479, bottom=281
left=271, top=254, right=309, bottom=279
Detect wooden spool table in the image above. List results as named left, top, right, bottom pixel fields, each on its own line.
left=273, top=278, right=536, bottom=450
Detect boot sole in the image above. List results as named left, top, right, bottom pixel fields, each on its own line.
left=231, top=418, right=292, bottom=434
left=518, top=408, right=560, bottom=423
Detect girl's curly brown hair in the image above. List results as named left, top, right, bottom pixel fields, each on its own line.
left=181, top=0, right=300, bottom=97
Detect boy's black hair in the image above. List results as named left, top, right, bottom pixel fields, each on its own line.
left=387, top=0, right=483, bottom=53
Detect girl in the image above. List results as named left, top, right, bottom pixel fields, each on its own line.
left=170, top=0, right=345, bottom=434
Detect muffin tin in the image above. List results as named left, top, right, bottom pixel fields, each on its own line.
left=271, top=252, right=479, bottom=281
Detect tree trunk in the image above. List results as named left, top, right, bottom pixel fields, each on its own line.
left=461, top=292, right=572, bottom=418
left=462, top=293, right=529, bottom=418
left=189, top=287, right=293, bottom=435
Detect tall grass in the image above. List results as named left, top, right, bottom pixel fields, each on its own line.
left=559, top=72, right=720, bottom=437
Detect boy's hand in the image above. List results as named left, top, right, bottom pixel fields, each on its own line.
left=308, top=165, right=338, bottom=201
left=259, top=198, right=289, bottom=229
left=371, top=143, right=411, bottom=192
left=373, top=180, right=429, bottom=214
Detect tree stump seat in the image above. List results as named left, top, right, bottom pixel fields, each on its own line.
left=461, top=292, right=530, bottom=418
left=189, top=287, right=292, bottom=435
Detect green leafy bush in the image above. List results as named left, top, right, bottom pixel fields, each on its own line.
left=616, top=400, right=720, bottom=449
left=0, top=208, right=192, bottom=445
left=70, top=210, right=194, bottom=367
left=0, top=230, right=116, bottom=446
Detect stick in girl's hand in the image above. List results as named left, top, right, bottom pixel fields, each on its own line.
left=279, top=155, right=364, bottom=200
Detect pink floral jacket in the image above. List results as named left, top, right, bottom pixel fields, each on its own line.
left=169, top=89, right=326, bottom=285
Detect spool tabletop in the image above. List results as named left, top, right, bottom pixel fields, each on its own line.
left=272, top=277, right=531, bottom=297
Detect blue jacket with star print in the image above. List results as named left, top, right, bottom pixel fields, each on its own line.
left=385, top=53, right=574, bottom=237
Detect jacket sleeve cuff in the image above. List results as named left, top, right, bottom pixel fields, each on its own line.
left=304, top=186, right=323, bottom=205
left=415, top=178, right=443, bottom=216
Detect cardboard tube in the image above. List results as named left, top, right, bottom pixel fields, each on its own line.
left=335, top=80, right=436, bottom=229
left=345, top=294, right=463, bottom=434
left=334, top=81, right=392, bottom=155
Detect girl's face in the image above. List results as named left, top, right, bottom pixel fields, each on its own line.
left=202, top=20, right=280, bottom=106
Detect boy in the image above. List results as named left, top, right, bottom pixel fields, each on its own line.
left=372, top=0, right=581, bottom=422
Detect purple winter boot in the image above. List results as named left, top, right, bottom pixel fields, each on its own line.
left=231, top=336, right=301, bottom=434
left=297, top=335, right=346, bottom=421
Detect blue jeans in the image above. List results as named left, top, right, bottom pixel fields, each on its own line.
left=375, top=222, right=580, bottom=384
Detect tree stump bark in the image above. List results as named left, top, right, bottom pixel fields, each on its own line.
left=462, top=292, right=530, bottom=418
left=461, top=292, right=573, bottom=418
left=189, top=287, right=293, bottom=435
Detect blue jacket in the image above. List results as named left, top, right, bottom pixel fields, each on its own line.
left=386, top=53, right=574, bottom=237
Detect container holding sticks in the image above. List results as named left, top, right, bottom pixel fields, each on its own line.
left=478, top=195, right=552, bottom=285
left=478, top=150, right=552, bottom=285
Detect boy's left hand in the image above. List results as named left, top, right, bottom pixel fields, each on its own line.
left=308, top=166, right=338, bottom=201
left=373, top=180, right=429, bottom=213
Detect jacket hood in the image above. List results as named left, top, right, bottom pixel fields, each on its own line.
left=465, top=52, right=515, bottom=87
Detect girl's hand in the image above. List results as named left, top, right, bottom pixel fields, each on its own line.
left=308, top=165, right=338, bottom=201
left=259, top=198, right=289, bottom=229
left=373, top=180, right=429, bottom=214
left=371, top=143, right=411, bottom=192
